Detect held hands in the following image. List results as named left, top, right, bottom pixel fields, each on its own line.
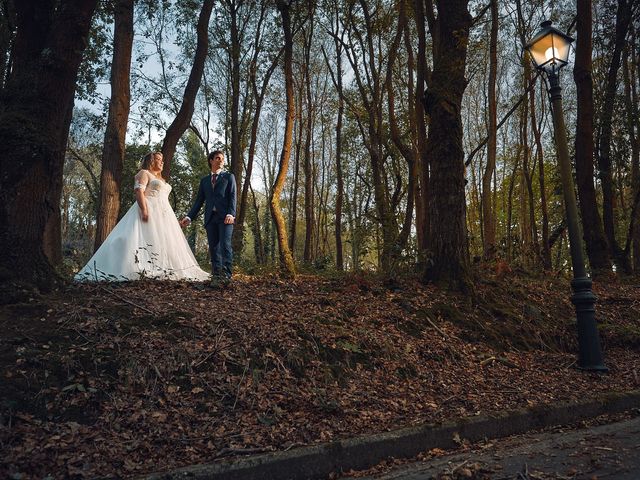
left=224, top=214, right=235, bottom=225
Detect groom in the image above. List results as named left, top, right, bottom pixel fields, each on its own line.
left=180, top=150, right=236, bottom=285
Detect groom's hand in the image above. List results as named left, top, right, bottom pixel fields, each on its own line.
left=224, top=215, right=235, bottom=225
left=179, top=217, right=191, bottom=228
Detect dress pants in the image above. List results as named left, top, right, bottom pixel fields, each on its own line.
left=205, top=220, right=233, bottom=278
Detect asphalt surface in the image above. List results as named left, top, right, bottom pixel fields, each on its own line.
left=358, top=414, right=640, bottom=480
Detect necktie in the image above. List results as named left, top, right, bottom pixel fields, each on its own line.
left=211, top=173, right=218, bottom=188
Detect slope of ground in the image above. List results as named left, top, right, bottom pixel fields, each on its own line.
left=1, top=272, right=639, bottom=478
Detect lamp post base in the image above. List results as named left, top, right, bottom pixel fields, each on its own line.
left=571, top=276, right=608, bottom=372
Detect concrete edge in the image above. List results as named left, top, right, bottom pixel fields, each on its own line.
left=139, top=389, right=640, bottom=480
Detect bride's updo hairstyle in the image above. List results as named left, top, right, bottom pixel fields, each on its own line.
left=141, top=151, right=163, bottom=171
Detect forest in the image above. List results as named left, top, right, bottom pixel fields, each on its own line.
left=1, top=0, right=640, bottom=478
left=0, top=0, right=637, bottom=290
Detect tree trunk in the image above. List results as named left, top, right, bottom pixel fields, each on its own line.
left=531, top=82, right=551, bottom=269
left=423, top=0, right=473, bottom=292
left=271, top=0, right=296, bottom=277
left=386, top=0, right=415, bottom=252
left=481, top=0, right=498, bottom=259
left=289, top=94, right=302, bottom=253
left=94, top=0, right=134, bottom=251
left=235, top=5, right=280, bottom=257
left=623, top=29, right=640, bottom=275
left=0, top=0, right=98, bottom=287
left=302, top=4, right=315, bottom=265
left=160, top=0, right=214, bottom=177
left=333, top=5, right=345, bottom=271
left=229, top=0, right=242, bottom=189
left=573, top=0, right=612, bottom=274
left=596, top=0, right=634, bottom=273
left=414, top=0, right=429, bottom=252
left=622, top=39, right=640, bottom=270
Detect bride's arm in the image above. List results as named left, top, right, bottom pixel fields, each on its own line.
left=134, top=170, right=149, bottom=222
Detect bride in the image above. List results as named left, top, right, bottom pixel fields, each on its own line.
left=75, top=152, right=210, bottom=281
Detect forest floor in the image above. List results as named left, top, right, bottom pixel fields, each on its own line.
left=1, top=270, right=640, bottom=479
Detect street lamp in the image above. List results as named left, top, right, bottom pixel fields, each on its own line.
left=524, top=21, right=607, bottom=371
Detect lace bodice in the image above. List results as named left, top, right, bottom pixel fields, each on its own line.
left=145, top=179, right=171, bottom=198
left=134, top=170, right=171, bottom=199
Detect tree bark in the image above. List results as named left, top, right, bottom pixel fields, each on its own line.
left=0, top=0, right=98, bottom=287
left=160, top=0, right=214, bottom=177
left=423, top=0, right=473, bottom=292
left=94, top=0, right=134, bottom=251
left=271, top=0, right=296, bottom=277
left=573, top=0, right=612, bottom=274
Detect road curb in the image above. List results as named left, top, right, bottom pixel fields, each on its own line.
left=140, top=389, right=640, bottom=480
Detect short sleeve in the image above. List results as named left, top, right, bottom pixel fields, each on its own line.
left=134, top=170, right=149, bottom=191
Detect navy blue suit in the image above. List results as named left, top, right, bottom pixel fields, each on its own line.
left=187, top=171, right=237, bottom=278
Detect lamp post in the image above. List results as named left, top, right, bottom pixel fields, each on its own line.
left=524, top=21, right=607, bottom=371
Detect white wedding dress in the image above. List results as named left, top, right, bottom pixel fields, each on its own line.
left=75, top=170, right=210, bottom=282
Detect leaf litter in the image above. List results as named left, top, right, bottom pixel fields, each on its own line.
left=0, top=272, right=639, bottom=478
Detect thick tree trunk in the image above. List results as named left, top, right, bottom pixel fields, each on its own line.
left=573, top=0, right=612, bottom=274
left=271, top=0, right=296, bottom=277
left=94, top=0, right=134, bottom=251
left=596, top=0, right=634, bottom=273
left=481, top=0, right=498, bottom=259
left=0, top=0, right=97, bottom=287
left=423, top=0, right=473, bottom=292
left=160, top=0, right=214, bottom=177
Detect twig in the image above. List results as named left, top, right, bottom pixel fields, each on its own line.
left=232, top=361, right=250, bottom=410
left=153, top=364, right=165, bottom=383
left=450, top=459, right=469, bottom=473
left=99, top=285, right=157, bottom=316
left=480, top=356, right=496, bottom=367
left=423, top=313, right=449, bottom=339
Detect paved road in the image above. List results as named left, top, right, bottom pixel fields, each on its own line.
left=354, top=415, right=640, bottom=480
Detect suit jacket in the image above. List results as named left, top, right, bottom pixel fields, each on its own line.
left=187, top=171, right=237, bottom=226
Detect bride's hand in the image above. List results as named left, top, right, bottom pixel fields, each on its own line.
left=141, top=210, right=149, bottom=222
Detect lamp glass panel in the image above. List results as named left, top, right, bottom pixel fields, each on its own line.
left=527, top=33, right=553, bottom=67
left=551, top=33, right=571, bottom=63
